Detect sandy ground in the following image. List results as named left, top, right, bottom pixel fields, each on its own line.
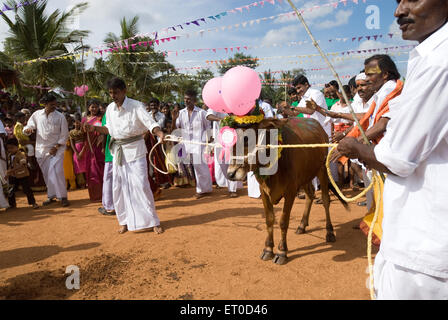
left=0, top=186, right=376, bottom=300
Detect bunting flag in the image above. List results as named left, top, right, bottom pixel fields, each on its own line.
left=0, top=0, right=42, bottom=14
left=164, top=32, right=403, bottom=58
left=14, top=0, right=368, bottom=65
left=94, top=0, right=283, bottom=51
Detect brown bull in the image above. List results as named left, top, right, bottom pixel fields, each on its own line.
left=227, top=117, right=348, bottom=265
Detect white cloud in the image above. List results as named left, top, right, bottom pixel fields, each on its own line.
left=315, top=10, right=353, bottom=30
left=358, top=39, right=387, bottom=51
left=261, top=24, right=301, bottom=46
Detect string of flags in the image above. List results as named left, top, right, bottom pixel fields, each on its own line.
left=123, top=45, right=415, bottom=70
left=0, top=0, right=43, bottom=14
left=14, top=0, right=370, bottom=66
left=164, top=32, right=403, bottom=58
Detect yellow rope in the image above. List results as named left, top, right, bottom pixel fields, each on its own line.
left=160, top=136, right=381, bottom=299
left=326, top=146, right=381, bottom=300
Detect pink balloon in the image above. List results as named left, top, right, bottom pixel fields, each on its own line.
left=221, top=66, right=261, bottom=116
left=202, top=78, right=231, bottom=113
left=81, top=85, right=89, bottom=92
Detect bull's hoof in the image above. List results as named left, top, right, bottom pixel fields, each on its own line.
left=296, top=226, right=306, bottom=235
left=272, top=253, right=288, bottom=265
left=260, top=249, right=275, bottom=261
left=326, top=233, right=336, bottom=243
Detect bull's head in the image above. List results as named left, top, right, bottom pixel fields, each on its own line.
left=226, top=119, right=288, bottom=181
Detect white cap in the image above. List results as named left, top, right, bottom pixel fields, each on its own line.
left=355, top=73, right=367, bottom=81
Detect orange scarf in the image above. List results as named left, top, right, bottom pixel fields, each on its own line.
left=340, top=80, right=403, bottom=164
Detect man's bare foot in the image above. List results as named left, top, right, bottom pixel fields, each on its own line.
left=118, top=225, right=128, bottom=234
left=154, top=225, right=164, bottom=234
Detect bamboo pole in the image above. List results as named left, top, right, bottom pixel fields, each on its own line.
left=286, top=0, right=385, bottom=182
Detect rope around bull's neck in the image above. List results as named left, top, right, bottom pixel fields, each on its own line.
left=150, top=137, right=381, bottom=299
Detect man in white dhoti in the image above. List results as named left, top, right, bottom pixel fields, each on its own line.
left=338, top=0, right=448, bottom=299
left=206, top=109, right=241, bottom=198
left=173, top=89, right=213, bottom=199
left=24, top=94, right=69, bottom=207
left=85, top=78, right=164, bottom=234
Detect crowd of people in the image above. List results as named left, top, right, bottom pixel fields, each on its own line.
left=0, top=53, right=399, bottom=214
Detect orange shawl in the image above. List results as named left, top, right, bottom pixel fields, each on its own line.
left=339, top=80, right=403, bottom=164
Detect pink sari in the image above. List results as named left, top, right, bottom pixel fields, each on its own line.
left=82, top=116, right=105, bottom=202
left=70, top=129, right=87, bottom=174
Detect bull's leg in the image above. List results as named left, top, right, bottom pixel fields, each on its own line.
left=260, top=191, right=275, bottom=261
left=318, top=168, right=336, bottom=243
left=296, top=183, right=315, bottom=234
left=273, top=192, right=295, bottom=265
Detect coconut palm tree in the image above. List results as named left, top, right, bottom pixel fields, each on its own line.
left=1, top=0, right=90, bottom=92
left=93, top=15, right=177, bottom=102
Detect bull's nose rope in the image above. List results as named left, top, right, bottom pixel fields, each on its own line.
left=150, top=136, right=381, bottom=299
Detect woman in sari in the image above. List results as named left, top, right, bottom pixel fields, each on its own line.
left=82, top=100, right=105, bottom=202
left=69, top=114, right=87, bottom=188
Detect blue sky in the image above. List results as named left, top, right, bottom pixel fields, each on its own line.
left=1, top=0, right=415, bottom=88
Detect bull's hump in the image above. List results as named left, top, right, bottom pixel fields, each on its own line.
left=285, top=118, right=328, bottom=143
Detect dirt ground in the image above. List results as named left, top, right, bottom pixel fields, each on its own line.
left=0, top=185, right=376, bottom=300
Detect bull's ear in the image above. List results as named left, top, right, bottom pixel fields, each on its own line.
left=258, top=118, right=288, bottom=129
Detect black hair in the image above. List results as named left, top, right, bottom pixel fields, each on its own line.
left=107, top=77, right=127, bottom=90
left=342, top=85, right=351, bottom=97
left=149, top=98, right=160, bottom=105
left=15, top=112, right=25, bottom=119
left=364, top=54, right=401, bottom=81
left=292, top=74, right=309, bottom=87
left=287, top=87, right=297, bottom=95
left=40, top=93, right=58, bottom=104
left=6, top=137, right=19, bottom=147
left=329, top=80, right=339, bottom=90
left=74, top=113, right=82, bottom=122
left=87, top=99, right=101, bottom=107
left=184, top=89, right=198, bottom=99
left=348, top=76, right=357, bottom=89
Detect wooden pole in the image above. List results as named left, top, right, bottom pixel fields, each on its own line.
left=286, top=0, right=385, bottom=183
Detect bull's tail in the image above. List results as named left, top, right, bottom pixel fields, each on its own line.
left=329, top=183, right=350, bottom=211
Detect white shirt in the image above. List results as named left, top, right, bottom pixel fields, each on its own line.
left=105, top=97, right=160, bottom=164
left=259, top=101, right=275, bottom=119
left=351, top=93, right=371, bottom=114
left=151, top=111, right=166, bottom=129
left=374, top=22, right=448, bottom=278
left=175, top=106, right=211, bottom=155
left=0, top=120, right=5, bottom=134
left=206, top=109, right=228, bottom=140
left=326, top=101, right=351, bottom=125
left=24, top=109, right=68, bottom=159
left=298, top=87, right=331, bottom=137
left=368, top=80, right=397, bottom=129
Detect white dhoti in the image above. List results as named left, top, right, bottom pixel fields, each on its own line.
left=214, top=151, right=242, bottom=193
left=113, top=157, right=160, bottom=231
left=247, top=171, right=261, bottom=199
left=192, top=160, right=213, bottom=194
left=102, top=162, right=114, bottom=211
left=374, top=252, right=448, bottom=300
left=37, top=153, right=67, bottom=199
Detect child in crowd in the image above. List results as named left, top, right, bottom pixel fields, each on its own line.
left=69, top=114, right=87, bottom=188
left=6, top=138, right=39, bottom=209
left=13, top=112, right=35, bottom=169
